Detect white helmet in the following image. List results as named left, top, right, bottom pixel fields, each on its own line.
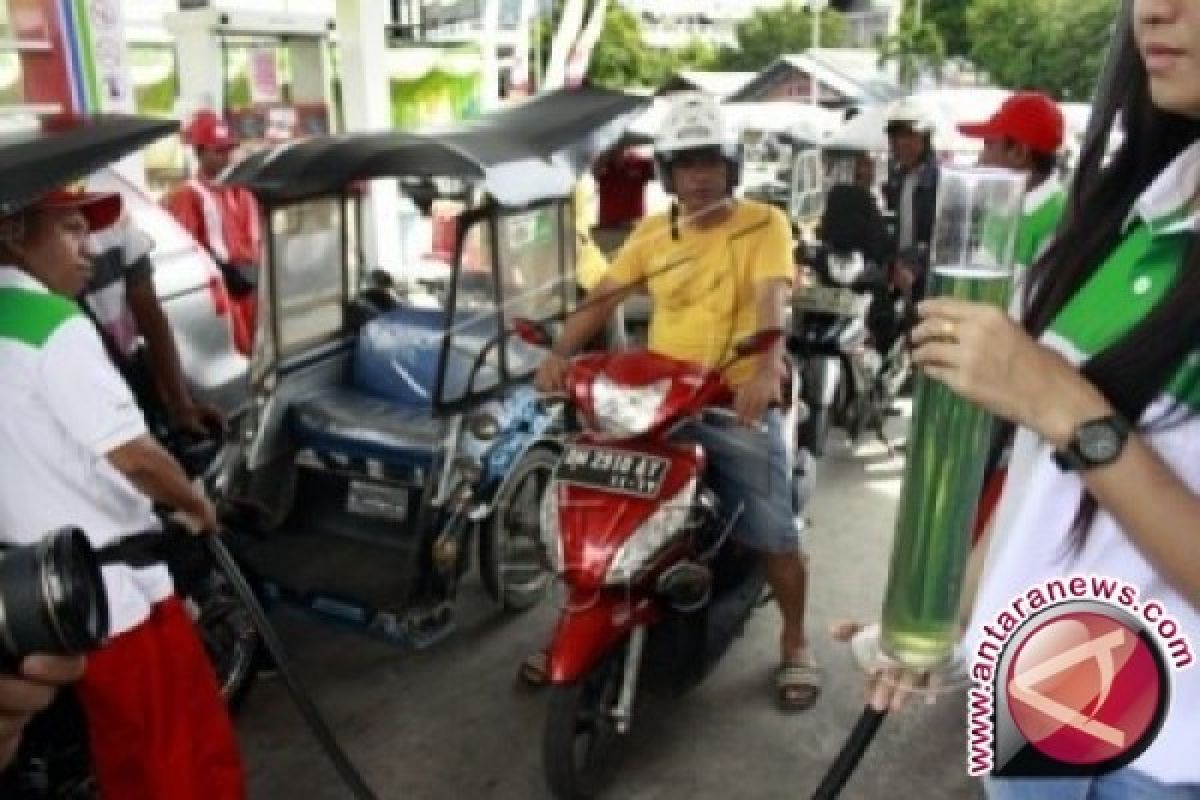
left=885, top=97, right=936, bottom=135
left=654, top=91, right=742, bottom=193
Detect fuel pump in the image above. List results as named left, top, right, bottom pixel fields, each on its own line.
left=165, top=7, right=335, bottom=145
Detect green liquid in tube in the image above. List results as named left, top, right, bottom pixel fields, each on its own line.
left=880, top=265, right=1013, bottom=670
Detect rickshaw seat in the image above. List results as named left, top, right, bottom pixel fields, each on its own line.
left=288, top=307, right=502, bottom=465
left=353, top=305, right=498, bottom=407
left=352, top=306, right=446, bottom=407
left=290, top=388, right=444, bottom=466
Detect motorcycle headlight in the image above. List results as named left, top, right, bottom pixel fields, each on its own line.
left=827, top=252, right=866, bottom=286
left=539, top=485, right=564, bottom=574
left=591, top=376, right=671, bottom=438
left=605, top=479, right=697, bottom=586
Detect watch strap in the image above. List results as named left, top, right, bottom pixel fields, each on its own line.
left=1052, top=413, right=1131, bottom=472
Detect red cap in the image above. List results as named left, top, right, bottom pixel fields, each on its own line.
left=30, top=187, right=122, bottom=232
left=183, top=109, right=238, bottom=150
left=958, top=92, right=1064, bottom=155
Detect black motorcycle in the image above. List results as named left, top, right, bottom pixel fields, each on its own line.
left=790, top=245, right=910, bottom=457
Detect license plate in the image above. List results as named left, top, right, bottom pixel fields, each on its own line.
left=556, top=446, right=669, bottom=498
left=793, top=285, right=868, bottom=316
left=346, top=480, right=409, bottom=522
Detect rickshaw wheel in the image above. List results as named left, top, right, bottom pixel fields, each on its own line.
left=480, top=446, right=557, bottom=611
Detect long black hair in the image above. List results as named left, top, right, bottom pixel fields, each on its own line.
left=1022, top=0, right=1200, bottom=550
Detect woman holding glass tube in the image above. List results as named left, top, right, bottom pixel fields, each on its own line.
left=839, top=1, right=1200, bottom=797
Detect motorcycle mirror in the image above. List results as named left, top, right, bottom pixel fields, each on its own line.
left=513, top=318, right=553, bottom=348
left=734, top=328, right=784, bottom=358
left=367, top=268, right=395, bottom=289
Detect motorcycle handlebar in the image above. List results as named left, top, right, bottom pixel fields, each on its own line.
left=165, top=427, right=224, bottom=481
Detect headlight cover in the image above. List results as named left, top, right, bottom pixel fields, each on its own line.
left=591, top=376, right=671, bottom=438
left=605, top=479, right=697, bottom=586
left=827, top=251, right=866, bottom=286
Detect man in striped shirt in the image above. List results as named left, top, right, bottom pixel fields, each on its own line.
left=80, top=204, right=222, bottom=435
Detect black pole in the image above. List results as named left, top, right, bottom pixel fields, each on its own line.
left=204, top=535, right=380, bottom=800
left=811, top=707, right=888, bottom=800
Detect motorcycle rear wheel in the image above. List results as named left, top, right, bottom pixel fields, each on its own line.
left=543, top=651, right=624, bottom=800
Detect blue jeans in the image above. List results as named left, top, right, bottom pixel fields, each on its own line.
left=986, top=769, right=1200, bottom=800
left=675, top=409, right=805, bottom=554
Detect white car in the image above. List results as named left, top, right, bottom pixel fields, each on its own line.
left=89, top=168, right=249, bottom=416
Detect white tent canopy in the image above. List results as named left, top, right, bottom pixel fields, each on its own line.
left=629, top=97, right=843, bottom=147
left=723, top=101, right=843, bottom=145
left=823, top=89, right=1014, bottom=159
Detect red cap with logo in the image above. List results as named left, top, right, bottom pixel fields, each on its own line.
left=958, top=92, right=1065, bottom=155
left=28, top=187, right=122, bottom=232
left=183, top=109, right=238, bottom=150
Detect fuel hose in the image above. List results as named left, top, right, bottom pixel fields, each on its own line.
left=810, top=707, right=887, bottom=799
left=204, top=534, right=379, bottom=800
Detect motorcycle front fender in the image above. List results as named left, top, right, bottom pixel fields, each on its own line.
left=546, top=590, right=660, bottom=685
left=806, top=356, right=841, bottom=408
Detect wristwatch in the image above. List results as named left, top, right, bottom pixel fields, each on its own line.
left=1052, top=414, right=1131, bottom=471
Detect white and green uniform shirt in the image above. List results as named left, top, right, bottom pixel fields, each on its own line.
left=967, top=141, right=1200, bottom=783
left=1015, top=175, right=1066, bottom=272
left=0, top=267, right=170, bottom=637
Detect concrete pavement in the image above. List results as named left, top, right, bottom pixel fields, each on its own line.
left=238, top=419, right=979, bottom=800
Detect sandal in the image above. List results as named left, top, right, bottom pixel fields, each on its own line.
left=516, top=650, right=550, bottom=689
left=775, top=660, right=822, bottom=712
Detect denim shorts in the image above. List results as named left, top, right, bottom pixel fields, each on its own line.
left=675, top=409, right=805, bottom=555
left=985, top=769, right=1200, bottom=800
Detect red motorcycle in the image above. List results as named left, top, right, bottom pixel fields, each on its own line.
left=518, top=324, right=796, bottom=799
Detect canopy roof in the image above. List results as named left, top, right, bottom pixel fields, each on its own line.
left=0, top=113, right=178, bottom=216
left=225, top=87, right=651, bottom=207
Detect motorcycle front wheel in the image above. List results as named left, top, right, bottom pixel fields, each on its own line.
left=480, top=446, right=557, bottom=611
left=799, top=404, right=832, bottom=457
left=543, top=650, right=625, bottom=800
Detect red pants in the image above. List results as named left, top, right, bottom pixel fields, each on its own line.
left=77, top=596, right=246, bottom=800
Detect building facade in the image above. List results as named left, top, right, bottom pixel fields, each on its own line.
left=618, top=0, right=900, bottom=50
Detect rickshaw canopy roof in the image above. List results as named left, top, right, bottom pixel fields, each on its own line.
left=225, top=87, right=651, bottom=207
left=0, top=113, right=178, bottom=216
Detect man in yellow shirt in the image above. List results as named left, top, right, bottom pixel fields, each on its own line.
left=573, top=176, right=610, bottom=292
left=529, top=92, right=819, bottom=710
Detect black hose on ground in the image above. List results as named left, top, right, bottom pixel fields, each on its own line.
left=811, top=707, right=888, bottom=800
left=204, top=534, right=380, bottom=800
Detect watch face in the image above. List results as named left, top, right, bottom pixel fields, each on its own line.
left=1079, top=421, right=1122, bottom=463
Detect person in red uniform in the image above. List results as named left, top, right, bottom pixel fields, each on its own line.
left=593, top=145, right=655, bottom=228
left=164, top=110, right=262, bottom=355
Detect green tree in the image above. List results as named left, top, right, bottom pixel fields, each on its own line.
left=670, top=38, right=720, bottom=74
left=923, top=0, right=970, bottom=57
left=533, top=2, right=713, bottom=89
left=966, top=0, right=1117, bottom=100
left=877, top=12, right=946, bottom=91
left=716, top=1, right=846, bottom=72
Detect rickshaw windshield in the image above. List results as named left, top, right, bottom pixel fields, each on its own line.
left=265, top=198, right=347, bottom=357
left=438, top=202, right=572, bottom=409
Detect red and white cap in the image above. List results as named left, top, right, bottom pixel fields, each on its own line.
left=182, top=109, right=238, bottom=151
left=28, top=186, right=122, bottom=232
